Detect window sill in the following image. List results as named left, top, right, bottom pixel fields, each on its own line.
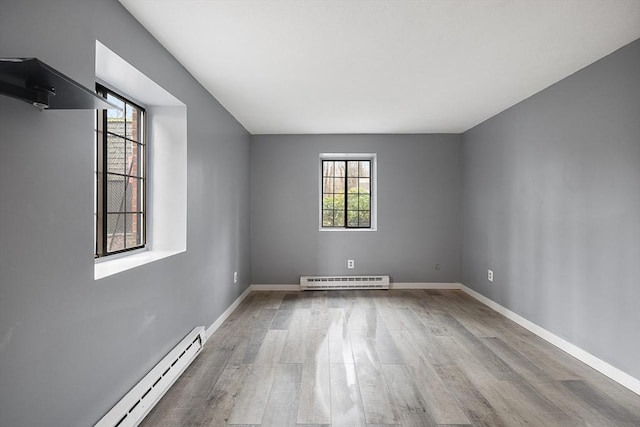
left=94, top=249, right=184, bottom=280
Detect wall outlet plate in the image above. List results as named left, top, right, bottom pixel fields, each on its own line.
left=488, top=269, right=494, bottom=282
left=347, top=260, right=355, bottom=269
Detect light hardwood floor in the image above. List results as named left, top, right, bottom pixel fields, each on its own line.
left=141, top=290, right=640, bottom=426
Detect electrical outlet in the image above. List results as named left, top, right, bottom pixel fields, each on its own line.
left=435, top=264, right=441, bottom=270
left=233, top=271, right=238, bottom=283
left=347, top=259, right=355, bottom=269
left=488, top=269, right=494, bottom=282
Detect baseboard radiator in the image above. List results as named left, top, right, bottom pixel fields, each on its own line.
left=300, top=275, right=390, bottom=290
left=95, top=326, right=206, bottom=427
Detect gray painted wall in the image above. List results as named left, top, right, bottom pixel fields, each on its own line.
left=251, top=134, right=461, bottom=284
left=0, top=1, right=251, bottom=426
left=461, top=39, right=640, bottom=379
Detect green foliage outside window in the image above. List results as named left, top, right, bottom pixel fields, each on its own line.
left=322, top=187, right=370, bottom=227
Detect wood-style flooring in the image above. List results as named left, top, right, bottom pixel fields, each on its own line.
left=141, top=290, right=640, bottom=426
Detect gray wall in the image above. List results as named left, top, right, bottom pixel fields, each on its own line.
left=461, top=39, right=640, bottom=379
left=0, top=1, right=251, bottom=426
left=251, top=134, right=461, bottom=284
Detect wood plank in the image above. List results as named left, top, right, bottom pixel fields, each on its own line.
left=261, top=363, right=302, bottom=427
left=436, top=335, right=571, bottom=426
left=414, top=311, right=460, bottom=336
left=297, top=328, right=332, bottom=424
left=408, top=328, right=452, bottom=366
left=365, top=322, right=404, bottom=364
left=280, top=308, right=311, bottom=364
left=438, top=314, right=523, bottom=381
left=561, top=379, right=640, bottom=426
left=199, top=362, right=251, bottom=426
left=350, top=330, right=399, bottom=425
left=480, top=336, right=554, bottom=384
left=330, top=363, right=367, bottom=426
left=381, top=363, right=438, bottom=427
left=432, top=364, right=506, bottom=427
left=227, top=330, right=288, bottom=424
left=257, top=291, right=286, bottom=309
left=389, top=329, right=470, bottom=425
left=269, top=306, right=294, bottom=330
left=374, top=296, right=424, bottom=330
left=328, top=308, right=354, bottom=364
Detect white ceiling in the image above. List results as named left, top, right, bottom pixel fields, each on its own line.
left=119, top=0, right=640, bottom=134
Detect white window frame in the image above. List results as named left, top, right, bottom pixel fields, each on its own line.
left=319, top=152, right=377, bottom=231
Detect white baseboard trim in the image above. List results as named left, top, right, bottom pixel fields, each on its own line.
left=250, top=282, right=464, bottom=291
left=251, top=284, right=301, bottom=291
left=391, top=282, right=462, bottom=290
left=460, top=285, right=640, bottom=395
left=205, top=286, right=252, bottom=340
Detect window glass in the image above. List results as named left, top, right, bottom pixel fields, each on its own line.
left=96, top=85, right=146, bottom=257
left=321, top=159, right=372, bottom=229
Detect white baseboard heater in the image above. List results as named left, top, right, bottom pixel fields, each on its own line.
left=300, top=275, right=389, bottom=290
left=95, top=326, right=206, bottom=427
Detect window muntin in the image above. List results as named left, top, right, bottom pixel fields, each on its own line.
left=96, top=85, right=146, bottom=257
left=322, top=160, right=371, bottom=228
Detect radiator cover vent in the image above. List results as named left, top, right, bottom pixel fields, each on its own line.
left=95, top=326, right=205, bottom=427
left=300, top=275, right=389, bottom=290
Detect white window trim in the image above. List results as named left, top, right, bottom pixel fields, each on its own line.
left=319, top=152, right=377, bottom=231
left=94, top=40, right=187, bottom=280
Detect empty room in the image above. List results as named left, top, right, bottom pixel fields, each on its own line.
left=0, top=0, right=639, bottom=426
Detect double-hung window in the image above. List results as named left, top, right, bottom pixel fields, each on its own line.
left=321, top=156, right=375, bottom=229
left=95, top=84, right=146, bottom=257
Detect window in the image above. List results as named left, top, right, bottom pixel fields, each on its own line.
left=321, top=157, right=375, bottom=229
left=95, top=84, right=146, bottom=257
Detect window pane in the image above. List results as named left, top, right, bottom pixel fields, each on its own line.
left=106, top=174, right=125, bottom=212
left=107, top=136, right=126, bottom=174
left=125, top=213, right=143, bottom=247
left=333, top=210, right=345, bottom=227
left=347, top=161, right=359, bottom=177
left=125, top=104, right=143, bottom=142
left=126, top=141, right=142, bottom=177
left=359, top=194, right=370, bottom=211
left=106, top=213, right=125, bottom=252
left=347, top=210, right=359, bottom=227
left=97, top=86, right=146, bottom=257
left=359, top=177, right=370, bottom=193
left=322, top=210, right=334, bottom=227
left=334, top=176, right=345, bottom=193
left=323, top=177, right=334, bottom=193
left=107, top=95, right=124, bottom=118
left=323, top=161, right=334, bottom=177
left=106, top=96, right=125, bottom=137
left=322, top=194, right=334, bottom=210
left=359, top=211, right=370, bottom=227
left=359, top=161, right=370, bottom=177
left=347, top=178, right=358, bottom=191
left=335, top=161, right=346, bottom=177
left=347, top=193, right=359, bottom=210
left=334, top=193, right=345, bottom=210
left=125, top=177, right=143, bottom=212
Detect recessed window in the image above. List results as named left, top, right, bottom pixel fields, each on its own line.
left=95, top=84, right=146, bottom=257
left=321, top=154, right=376, bottom=230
